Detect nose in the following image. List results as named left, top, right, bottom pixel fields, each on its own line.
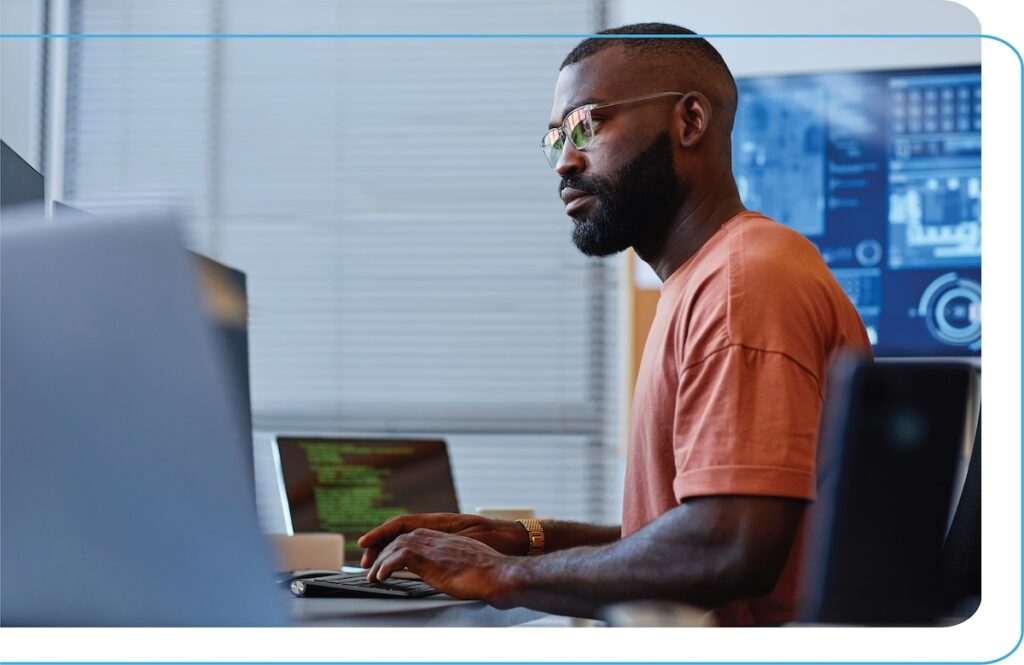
left=554, top=139, right=586, bottom=177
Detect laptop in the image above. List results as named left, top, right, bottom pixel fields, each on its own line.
left=0, top=208, right=287, bottom=626
left=274, top=436, right=459, bottom=598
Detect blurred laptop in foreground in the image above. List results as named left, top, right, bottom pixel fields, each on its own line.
left=0, top=207, right=286, bottom=626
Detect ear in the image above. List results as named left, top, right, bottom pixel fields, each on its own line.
left=675, top=92, right=713, bottom=148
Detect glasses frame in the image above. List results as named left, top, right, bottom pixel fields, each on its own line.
left=541, top=91, right=688, bottom=168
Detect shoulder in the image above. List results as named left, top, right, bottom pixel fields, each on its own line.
left=669, top=213, right=824, bottom=300
left=724, top=213, right=825, bottom=285
left=723, top=214, right=869, bottom=373
left=658, top=214, right=818, bottom=363
left=671, top=212, right=831, bottom=324
left=660, top=212, right=867, bottom=378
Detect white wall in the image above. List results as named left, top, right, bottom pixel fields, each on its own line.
left=0, top=0, right=44, bottom=170
left=608, top=0, right=981, bottom=75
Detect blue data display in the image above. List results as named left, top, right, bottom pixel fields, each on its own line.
left=733, top=66, right=981, bottom=357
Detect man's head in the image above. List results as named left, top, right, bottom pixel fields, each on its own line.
left=547, top=24, right=738, bottom=257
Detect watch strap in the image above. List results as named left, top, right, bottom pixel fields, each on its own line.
left=516, top=518, right=545, bottom=556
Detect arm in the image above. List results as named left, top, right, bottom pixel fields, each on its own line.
left=358, top=513, right=619, bottom=567
left=367, top=494, right=806, bottom=618
left=541, top=520, right=621, bottom=552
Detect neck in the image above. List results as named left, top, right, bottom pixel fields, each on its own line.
left=636, top=166, right=746, bottom=283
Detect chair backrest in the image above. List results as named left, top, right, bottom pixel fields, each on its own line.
left=940, top=411, right=981, bottom=616
left=799, top=357, right=975, bottom=624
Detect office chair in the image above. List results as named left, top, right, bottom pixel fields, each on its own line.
left=940, top=410, right=981, bottom=619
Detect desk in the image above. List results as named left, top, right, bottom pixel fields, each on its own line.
left=289, top=594, right=548, bottom=627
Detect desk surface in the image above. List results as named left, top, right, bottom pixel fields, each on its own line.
left=288, top=594, right=547, bottom=627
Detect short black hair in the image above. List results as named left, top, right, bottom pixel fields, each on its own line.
left=560, top=23, right=738, bottom=136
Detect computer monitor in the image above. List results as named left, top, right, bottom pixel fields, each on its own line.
left=190, top=253, right=256, bottom=505
left=0, top=207, right=285, bottom=626
left=732, top=65, right=981, bottom=357
left=190, top=254, right=253, bottom=437
left=275, top=437, right=460, bottom=565
left=1, top=141, right=44, bottom=214
left=33, top=201, right=256, bottom=488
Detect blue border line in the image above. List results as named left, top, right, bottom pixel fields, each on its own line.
left=0, top=31, right=1018, bottom=665
left=0, top=32, right=1013, bottom=38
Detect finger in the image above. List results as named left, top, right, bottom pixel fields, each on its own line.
left=375, top=542, right=428, bottom=582
left=366, top=541, right=385, bottom=582
left=366, top=535, right=402, bottom=581
left=358, top=513, right=449, bottom=548
left=368, top=540, right=404, bottom=582
left=366, top=545, right=384, bottom=582
left=368, top=531, right=433, bottom=582
left=360, top=546, right=381, bottom=569
left=358, top=514, right=412, bottom=548
left=373, top=548, right=406, bottom=582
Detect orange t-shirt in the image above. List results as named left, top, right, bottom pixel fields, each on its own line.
left=622, top=211, right=871, bottom=626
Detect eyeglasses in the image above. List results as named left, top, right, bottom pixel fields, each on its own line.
left=540, top=91, right=687, bottom=168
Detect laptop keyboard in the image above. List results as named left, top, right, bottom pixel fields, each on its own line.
left=289, top=573, right=442, bottom=599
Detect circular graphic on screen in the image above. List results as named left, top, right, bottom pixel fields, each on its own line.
left=855, top=239, right=883, bottom=267
left=917, top=272, right=981, bottom=350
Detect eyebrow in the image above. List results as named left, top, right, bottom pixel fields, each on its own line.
left=548, top=98, right=604, bottom=129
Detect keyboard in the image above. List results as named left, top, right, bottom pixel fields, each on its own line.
left=289, top=573, right=443, bottom=599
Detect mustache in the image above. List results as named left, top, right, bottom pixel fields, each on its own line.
left=558, top=176, right=602, bottom=197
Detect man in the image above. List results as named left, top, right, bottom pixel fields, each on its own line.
left=358, top=23, right=871, bottom=626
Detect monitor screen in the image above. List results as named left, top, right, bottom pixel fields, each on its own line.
left=276, top=437, right=459, bottom=565
left=732, top=66, right=981, bottom=357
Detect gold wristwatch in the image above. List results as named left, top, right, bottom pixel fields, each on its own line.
left=516, top=518, right=545, bottom=556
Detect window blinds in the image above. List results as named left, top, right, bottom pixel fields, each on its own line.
left=62, top=0, right=624, bottom=526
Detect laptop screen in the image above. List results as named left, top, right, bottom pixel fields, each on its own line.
left=276, top=437, right=459, bottom=565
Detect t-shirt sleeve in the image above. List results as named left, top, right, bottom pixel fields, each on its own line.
left=671, top=344, right=822, bottom=502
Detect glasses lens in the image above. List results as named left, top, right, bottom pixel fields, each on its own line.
left=564, top=107, right=593, bottom=149
left=541, top=128, right=563, bottom=167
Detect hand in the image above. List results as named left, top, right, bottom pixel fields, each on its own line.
left=358, top=512, right=527, bottom=568
left=366, top=528, right=518, bottom=606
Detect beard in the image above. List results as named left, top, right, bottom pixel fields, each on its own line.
left=561, top=131, right=681, bottom=257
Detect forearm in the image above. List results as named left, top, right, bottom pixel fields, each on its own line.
left=496, top=530, right=732, bottom=618
left=492, top=498, right=803, bottom=618
left=541, top=520, right=621, bottom=552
